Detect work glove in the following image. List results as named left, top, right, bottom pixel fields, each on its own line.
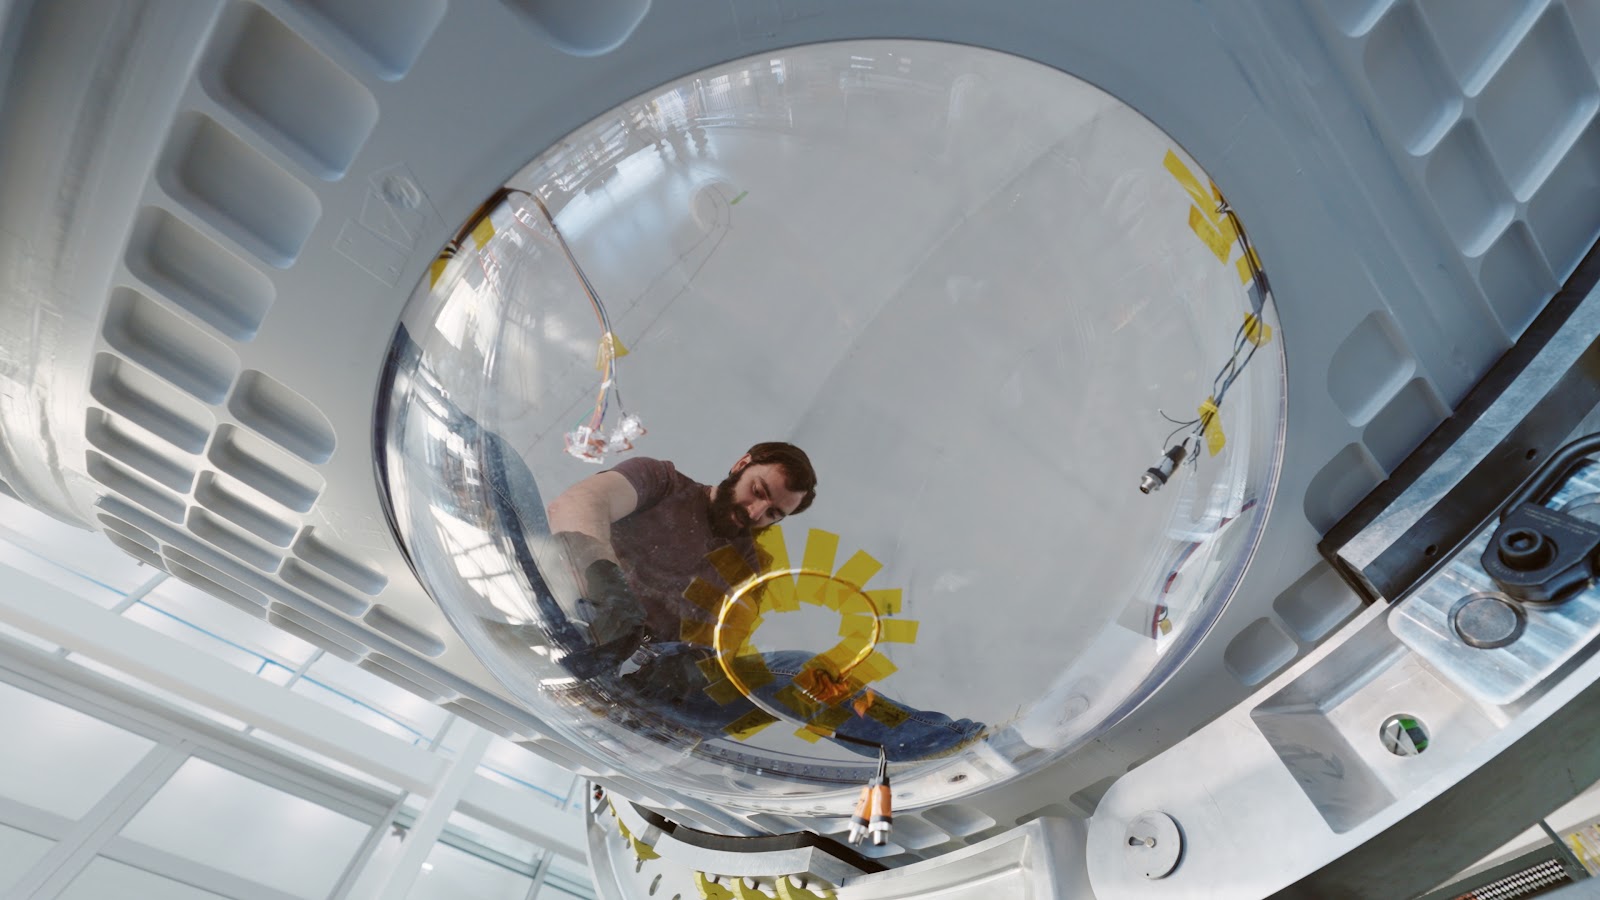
left=544, top=559, right=645, bottom=681
left=621, top=645, right=714, bottom=710
left=576, top=559, right=646, bottom=646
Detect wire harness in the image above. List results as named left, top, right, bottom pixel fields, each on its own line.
left=1141, top=195, right=1275, bottom=495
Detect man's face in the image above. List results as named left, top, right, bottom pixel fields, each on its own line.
left=709, top=457, right=806, bottom=537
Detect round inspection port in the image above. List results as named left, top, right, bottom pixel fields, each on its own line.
left=1450, top=592, right=1525, bottom=649
left=1380, top=714, right=1429, bottom=756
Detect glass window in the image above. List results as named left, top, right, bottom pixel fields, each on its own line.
left=407, top=842, right=532, bottom=900
left=118, top=757, right=371, bottom=899
left=0, top=679, right=157, bottom=818
left=0, top=823, right=55, bottom=895
left=59, top=858, right=230, bottom=900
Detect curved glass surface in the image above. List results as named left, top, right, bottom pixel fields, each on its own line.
left=378, top=40, right=1285, bottom=814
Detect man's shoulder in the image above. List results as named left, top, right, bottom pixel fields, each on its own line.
left=609, top=456, right=704, bottom=505
left=610, top=456, right=695, bottom=483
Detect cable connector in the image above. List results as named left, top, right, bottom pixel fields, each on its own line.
left=1139, top=442, right=1188, bottom=495
left=849, top=747, right=893, bottom=846
left=564, top=426, right=609, bottom=464
left=606, top=413, right=646, bottom=453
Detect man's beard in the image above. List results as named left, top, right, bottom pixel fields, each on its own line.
left=707, top=470, right=750, bottom=539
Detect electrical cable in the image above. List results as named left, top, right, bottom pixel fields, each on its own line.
left=476, top=189, right=644, bottom=462
left=1140, top=192, right=1277, bottom=493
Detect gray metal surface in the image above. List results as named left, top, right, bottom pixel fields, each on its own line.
left=1335, top=281, right=1600, bottom=597
left=1391, top=462, right=1600, bottom=706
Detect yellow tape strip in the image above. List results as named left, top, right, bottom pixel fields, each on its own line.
left=703, top=678, right=744, bottom=705
left=838, top=591, right=872, bottom=618
left=1186, top=204, right=1235, bottom=264
left=1164, top=150, right=1237, bottom=265
left=615, top=816, right=660, bottom=861
left=862, top=694, right=911, bottom=729
left=865, top=589, right=902, bottom=616
left=797, top=530, right=839, bottom=605
left=837, top=614, right=874, bottom=642
left=817, top=640, right=863, bottom=673
left=707, top=545, right=757, bottom=591
left=845, top=618, right=918, bottom=643
left=852, top=650, right=899, bottom=683
left=792, top=726, right=825, bottom=743
left=683, top=578, right=727, bottom=616
left=1243, top=312, right=1272, bottom=346
left=593, top=331, right=629, bottom=372
left=428, top=256, right=450, bottom=288
left=830, top=549, right=882, bottom=601
left=728, top=653, right=774, bottom=692
left=1198, top=397, right=1226, bottom=456
left=807, top=705, right=852, bottom=732
left=1236, top=245, right=1262, bottom=284
left=754, top=529, right=799, bottom=611
left=725, top=708, right=779, bottom=740
left=695, top=872, right=736, bottom=900
left=680, top=619, right=717, bottom=645
left=470, top=217, right=496, bottom=249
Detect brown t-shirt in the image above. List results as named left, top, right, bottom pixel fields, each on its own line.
left=608, top=457, right=762, bottom=643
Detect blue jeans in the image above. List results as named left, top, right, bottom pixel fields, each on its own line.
left=614, top=641, right=984, bottom=762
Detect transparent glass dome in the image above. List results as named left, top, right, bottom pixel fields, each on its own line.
left=377, top=40, right=1284, bottom=815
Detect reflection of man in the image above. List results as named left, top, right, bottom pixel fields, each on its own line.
left=547, top=444, right=812, bottom=648
left=543, top=445, right=983, bottom=761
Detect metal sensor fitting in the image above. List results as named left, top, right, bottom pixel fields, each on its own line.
left=1139, top=444, right=1188, bottom=495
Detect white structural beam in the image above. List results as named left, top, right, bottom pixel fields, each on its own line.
left=0, top=565, right=447, bottom=793
left=459, top=775, right=586, bottom=861
left=0, top=560, right=588, bottom=861
left=369, top=722, right=493, bottom=900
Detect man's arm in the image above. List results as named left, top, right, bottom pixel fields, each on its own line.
left=546, top=471, right=640, bottom=567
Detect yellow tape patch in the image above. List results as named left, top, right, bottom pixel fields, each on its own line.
left=680, top=618, right=717, bottom=646
left=829, top=550, right=882, bottom=608
left=593, top=331, right=630, bottom=372
left=470, top=217, right=496, bottom=249
left=797, top=530, right=840, bottom=605
left=865, top=589, right=902, bottom=616
left=724, top=709, right=779, bottom=740
left=1164, top=150, right=1237, bottom=265
left=1243, top=312, right=1272, bottom=346
left=695, top=872, right=736, bottom=900
left=754, top=529, right=799, bottom=611
left=707, top=545, right=758, bottom=591
left=1198, top=397, right=1226, bottom=456
left=683, top=578, right=727, bottom=618
left=1236, top=245, right=1263, bottom=284
left=614, top=815, right=660, bottom=861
